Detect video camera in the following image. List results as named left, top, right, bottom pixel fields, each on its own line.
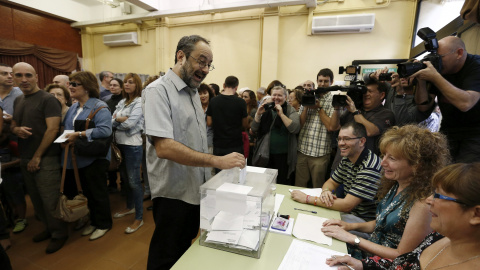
left=397, top=27, right=442, bottom=78
left=301, top=64, right=367, bottom=109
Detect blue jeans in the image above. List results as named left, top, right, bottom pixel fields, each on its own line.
left=119, top=144, right=143, bottom=220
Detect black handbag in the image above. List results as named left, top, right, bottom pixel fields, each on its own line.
left=252, top=132, right=270, bottom=168
left=74, top=106, right=112, bottom=157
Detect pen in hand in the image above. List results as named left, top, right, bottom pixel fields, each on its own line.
left=294, top=208, right=317, bottom=214
left=331, top=255, right=354, bottom=270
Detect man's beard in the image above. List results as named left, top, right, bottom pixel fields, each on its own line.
left=180, top=60, right=201, bottom=89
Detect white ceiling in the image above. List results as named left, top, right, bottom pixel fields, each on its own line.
left=6, top=0, right=317, bottom=27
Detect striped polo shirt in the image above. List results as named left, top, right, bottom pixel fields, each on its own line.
left=331, top=148, right=381, bottom=221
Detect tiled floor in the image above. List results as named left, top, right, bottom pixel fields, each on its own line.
left=5, top=192, right=155, bottom=270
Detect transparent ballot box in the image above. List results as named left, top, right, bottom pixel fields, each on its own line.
left=199, top=167, right=277, bottom=258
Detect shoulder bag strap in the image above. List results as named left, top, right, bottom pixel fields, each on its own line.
left=70, top=144, right=83, bottom=193
left=59, top=142, right=83, bottom=193
left=60, top=143, right=70, bottom=194
left=85, top=106, right=107, bottom=130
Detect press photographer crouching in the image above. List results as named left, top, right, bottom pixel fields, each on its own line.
left=409, top=34, right=480, bottom=163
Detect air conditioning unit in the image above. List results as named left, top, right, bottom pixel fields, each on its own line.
left=103, top=32, right=139, bottom=47
left=311, top=13, right=375, bottom=34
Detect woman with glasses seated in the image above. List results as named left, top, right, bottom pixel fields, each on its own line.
left=327, top=162, right=480, bottom=270
left=322, top=125, right=449, bottom=260
left=251, top=85, right=300, bottom=185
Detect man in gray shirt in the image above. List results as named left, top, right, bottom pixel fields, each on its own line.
left=143, top=35, right=245, bottom=270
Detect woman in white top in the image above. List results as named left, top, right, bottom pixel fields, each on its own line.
left=111, top=73, right=145, bottom=234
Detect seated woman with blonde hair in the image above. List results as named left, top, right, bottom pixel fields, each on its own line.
left=322, top=125, right=449, bottom=259
left=327, top=162, right=480, bottom=270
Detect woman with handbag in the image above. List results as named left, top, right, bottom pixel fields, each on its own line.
left=251, top=85, right=300, bottom=185
left=111, top=73, right=145, bottom=234
left=63, top=71, right=113, bottom=241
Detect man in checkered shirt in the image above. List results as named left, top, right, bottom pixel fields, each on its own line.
left=295, top=68, right=335, bottom=188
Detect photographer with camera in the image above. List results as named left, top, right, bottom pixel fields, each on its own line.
left=251, top=85, right=300, bottom=185
left=412, top=36, right=480, bottom=163
left=329, top=81, right=395, bottom=157
left=365, top=67, right=432, bottom=126
left=295, top=69, right=335, bottom=188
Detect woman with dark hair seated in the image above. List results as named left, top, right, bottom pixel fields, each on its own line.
left=327, top=162, right=480, bottom=270
left=322, top=125, right=449, bottom=259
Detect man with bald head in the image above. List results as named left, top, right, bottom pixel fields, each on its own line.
left=11, top=62, right=67, bottom=253
left=52, top=74, right=69, bottom=88
left=413, top=36, right=480, bottom=162
left=302, top=80, right=315, bottom=91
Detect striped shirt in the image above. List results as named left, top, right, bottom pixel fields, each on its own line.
left=297, top=92, right=334, bottom=157
left=331, top=148, right=381, bottom=221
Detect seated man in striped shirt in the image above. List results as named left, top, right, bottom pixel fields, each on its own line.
left=291, top=121, right=381, bottom=226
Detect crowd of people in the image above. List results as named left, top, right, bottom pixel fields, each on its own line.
left=0, top=31, right=479, bottom=270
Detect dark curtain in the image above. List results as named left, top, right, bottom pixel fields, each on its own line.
left=0, top=55, right=70, bottom=89
left=0, top=38, right=78, bottom=89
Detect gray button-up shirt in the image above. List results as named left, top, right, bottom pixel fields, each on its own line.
left=143, top=69, right=210, bottom=205
left=0, top=87, right=23, bottom=115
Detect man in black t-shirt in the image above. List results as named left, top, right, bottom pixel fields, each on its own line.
left=207, top=76, right=248, bottom=171
left=11, top=62, right=67, bottom=254
left=413, top=36, right=480, bottom=163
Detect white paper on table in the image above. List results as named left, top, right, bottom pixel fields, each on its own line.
left=246, top=166, right=266, bottom=173
left=269, top=218, right=294, bottom=236
left=292, top=213, right=332, bottom=246
left=205, top=230, right=243, bottom=245
left=243, top=201, right=261, bottom=229
left=277, top=239, right=346, bottom=270
left=54, top=130, right=74, bottom=143
left=237, top=229, right=260, bottom=250
left=215, top=182, right=253, bottom=215
left=211, top=211, right=244, bottom=231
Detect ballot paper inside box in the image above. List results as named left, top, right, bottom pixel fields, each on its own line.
left=199, top=167, right=277, bottom=258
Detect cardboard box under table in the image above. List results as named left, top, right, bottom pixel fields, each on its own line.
left=199, top=168, right=278, bottom=258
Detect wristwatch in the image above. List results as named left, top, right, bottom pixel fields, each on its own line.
left=354, top=236, right=361, bottom=247
left=353, top=110, right=360, bottom=115
left=316, top=107, right=322, bottom=112
left=78, top=131, right=82, bottom=138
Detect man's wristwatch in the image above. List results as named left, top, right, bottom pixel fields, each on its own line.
left=353, top=110, right=360, bottom=115
left=78, top=131, right=82, bottom=138
left=354, top=236, right=361, bottom=247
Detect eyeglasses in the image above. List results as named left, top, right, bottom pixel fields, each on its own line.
left=440, top=50, right=455, bottom=58
left=69, top=82, right=82, bottom=87
left=189, top=55, right=215, bottom=71
left=433, top=191, right=468, bottom=205
left=336, top=137, right=362, bottom=142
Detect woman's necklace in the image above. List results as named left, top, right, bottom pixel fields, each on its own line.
left=425, top=244, right=480, bottom=270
